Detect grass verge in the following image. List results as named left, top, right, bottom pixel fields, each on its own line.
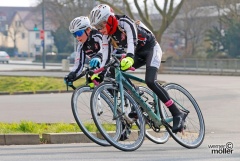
left=0, top=121, right=82, bottom=135
left=0, top=76, right=85, bottom=94
left=0, top=121, right=122, bottom=136
left=0, top=76, right=145, bottom=94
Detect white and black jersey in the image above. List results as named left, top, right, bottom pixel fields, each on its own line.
left=98, top=14, right=156, bottom=63
left=71, top=29, right=102, bottom=76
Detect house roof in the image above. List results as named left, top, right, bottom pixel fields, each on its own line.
left=17, top=10, right=57, bottom=31
left=0, top=6, right=57, bottom=33
left=0, top=7, right=32, bottom=32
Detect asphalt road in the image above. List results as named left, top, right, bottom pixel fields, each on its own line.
left=0, top=63, right=240, bottom=159
left=0, top=138, right=239, bottom=161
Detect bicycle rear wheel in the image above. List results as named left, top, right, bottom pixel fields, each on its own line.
left=138, top=86, right=170, bottom=144
left=160, top=83, right=205, bottom=148
left=91, top=82, right=145, bottom=151
left=71, top=85, right=110, bottom=146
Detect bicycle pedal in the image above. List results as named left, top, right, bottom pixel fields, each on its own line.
left=97, top=111, right=103, bottom=116
left=179, top=128, right=184, bottom=134
left=183, top=124, right=187, bottom=130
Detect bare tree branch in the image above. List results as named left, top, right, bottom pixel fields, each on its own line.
left=123, top=0, right=135, bottom=19
left=133, top=0, right=153, bottom=31
left=144, top=0, right=149, bottom=21
left=153, top=0, right=164, bottom=15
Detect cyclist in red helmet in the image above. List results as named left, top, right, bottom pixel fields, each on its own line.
left=89, top=4, right=187, bottom=133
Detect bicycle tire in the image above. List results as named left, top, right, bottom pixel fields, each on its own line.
left=71, top=85, right=110, bottom=146
left=90, top=82, right=145, bottom=151
left=138, top=86, right=170, bottom=144
left=160, top=83, right=205, bottom=148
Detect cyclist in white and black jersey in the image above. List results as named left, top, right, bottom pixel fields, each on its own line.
left=65, top=16, right=106, bottom=83
left=89, top=4, right=187, bottom=133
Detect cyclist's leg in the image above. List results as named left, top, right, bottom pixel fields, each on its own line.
left=144, top=43, right=187, bottom=133
left=128, top=54, right=146, bottom=90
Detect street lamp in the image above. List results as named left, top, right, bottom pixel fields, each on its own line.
left=42, top=0, right=45, bottom=69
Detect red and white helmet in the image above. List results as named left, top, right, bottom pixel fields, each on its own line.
left=69, top=16, right=91, bottom=33
left=89, top=4, right=114, bottom=26
left=89, top=4, right=118, bottom=34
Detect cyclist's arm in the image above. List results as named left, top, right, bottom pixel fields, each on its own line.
left=119, top=18, right=137, bottom=57
left=71, top=44, right=85, bottom=77
left=98, top=35, right=113, bottom=67
left=91, top=31, right=103, bottom=63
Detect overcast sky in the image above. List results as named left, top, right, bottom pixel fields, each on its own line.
left=0, top=0, right=37, bottom=7
left=0, top=0, right=181, bottom=7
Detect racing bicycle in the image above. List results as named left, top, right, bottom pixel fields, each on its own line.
left=90, top=53, right=205, bottom=151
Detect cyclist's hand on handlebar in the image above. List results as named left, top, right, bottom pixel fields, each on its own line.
left=120, top=56, right=134, bottom=71
left=64, top=79, right=73, bottom=86
left=64, top=72, right=76, bottom=86
left=89, top=58, right=101, bottom=68
left=90, top=74, right=100, bottom=80
left=64, top=76, right=73, bottom=86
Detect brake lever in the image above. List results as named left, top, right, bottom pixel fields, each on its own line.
left=66, top=83, right=69, bottom=91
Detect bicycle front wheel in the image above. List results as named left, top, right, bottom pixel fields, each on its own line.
left=71, top=85, right=110, bottom=146
left=160, top=83, right=205, bottom=148
left=91, top=82, right=145, bottom=151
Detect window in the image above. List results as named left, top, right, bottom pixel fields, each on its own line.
left=35, top=46, right=40, bottom=52
left=22, top=32, right=25, bottom=39
left=47, top=32, right=52, bottom=39
left=15, top=21, right=21, bottom=27
left=46, top=45, right=52, bottom=51
left=36, top=32, right=40, bottom=39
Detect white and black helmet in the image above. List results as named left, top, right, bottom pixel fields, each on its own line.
left=89, top=4, right=114, bottom=26
left=69, top=16, right=91, bottom=33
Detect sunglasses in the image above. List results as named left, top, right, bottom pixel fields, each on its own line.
left=73, top=30, right=85, bottom=38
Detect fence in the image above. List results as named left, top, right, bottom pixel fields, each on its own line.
left=161, top=58, right=240, bottom=76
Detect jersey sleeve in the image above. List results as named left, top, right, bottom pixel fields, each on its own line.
left=119, top=18, right=137, bottom=55
left=70, top=44, right=85, bottom=77
left=92, top=32, right=103, bottom=60
left=94, top=32, right=103, bottom=54
left=99, top=35, right=112, bottom=67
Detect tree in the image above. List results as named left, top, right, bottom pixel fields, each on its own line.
left=52, top=26, right=73, bottom=53
left=168, top=0, right=214, bottom=57
left=206, top=0, right=240, bottom=58
left=97, top=0, right=185, bottom=43
left=35, top=0, right=96, bottom=53
left=35, top=0, right=184, bottom=51
left=206, top=16, right=240, bottom=58
left=8, top=20, right=23, bottom=53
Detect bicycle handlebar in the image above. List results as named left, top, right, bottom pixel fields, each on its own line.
left=65, top=50, right=136, bottom=91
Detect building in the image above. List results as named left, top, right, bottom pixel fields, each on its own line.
left=0, top=7, right=55, bottom=57
left=0, top=7, right=31, bottom=52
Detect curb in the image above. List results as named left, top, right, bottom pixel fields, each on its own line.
left=42, top=132, right=93, bottom=144
left=0, top=90, right=73, bottom=96
left=0, top=133, right=94, bottom=145
left=0, top=134, right=39, bottom=145
left=0, top=131, right=141, bottom=145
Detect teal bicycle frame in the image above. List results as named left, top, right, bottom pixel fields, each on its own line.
left=112, top=66, right=173, bottom=127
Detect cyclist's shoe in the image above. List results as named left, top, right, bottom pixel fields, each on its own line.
left=128, top=111, right=138, bottom=119
left=119, top=122, right=131, bottom=141
left=128, top=107, right=138, bottom=119
left=172, top=112, right=187, bottom=133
